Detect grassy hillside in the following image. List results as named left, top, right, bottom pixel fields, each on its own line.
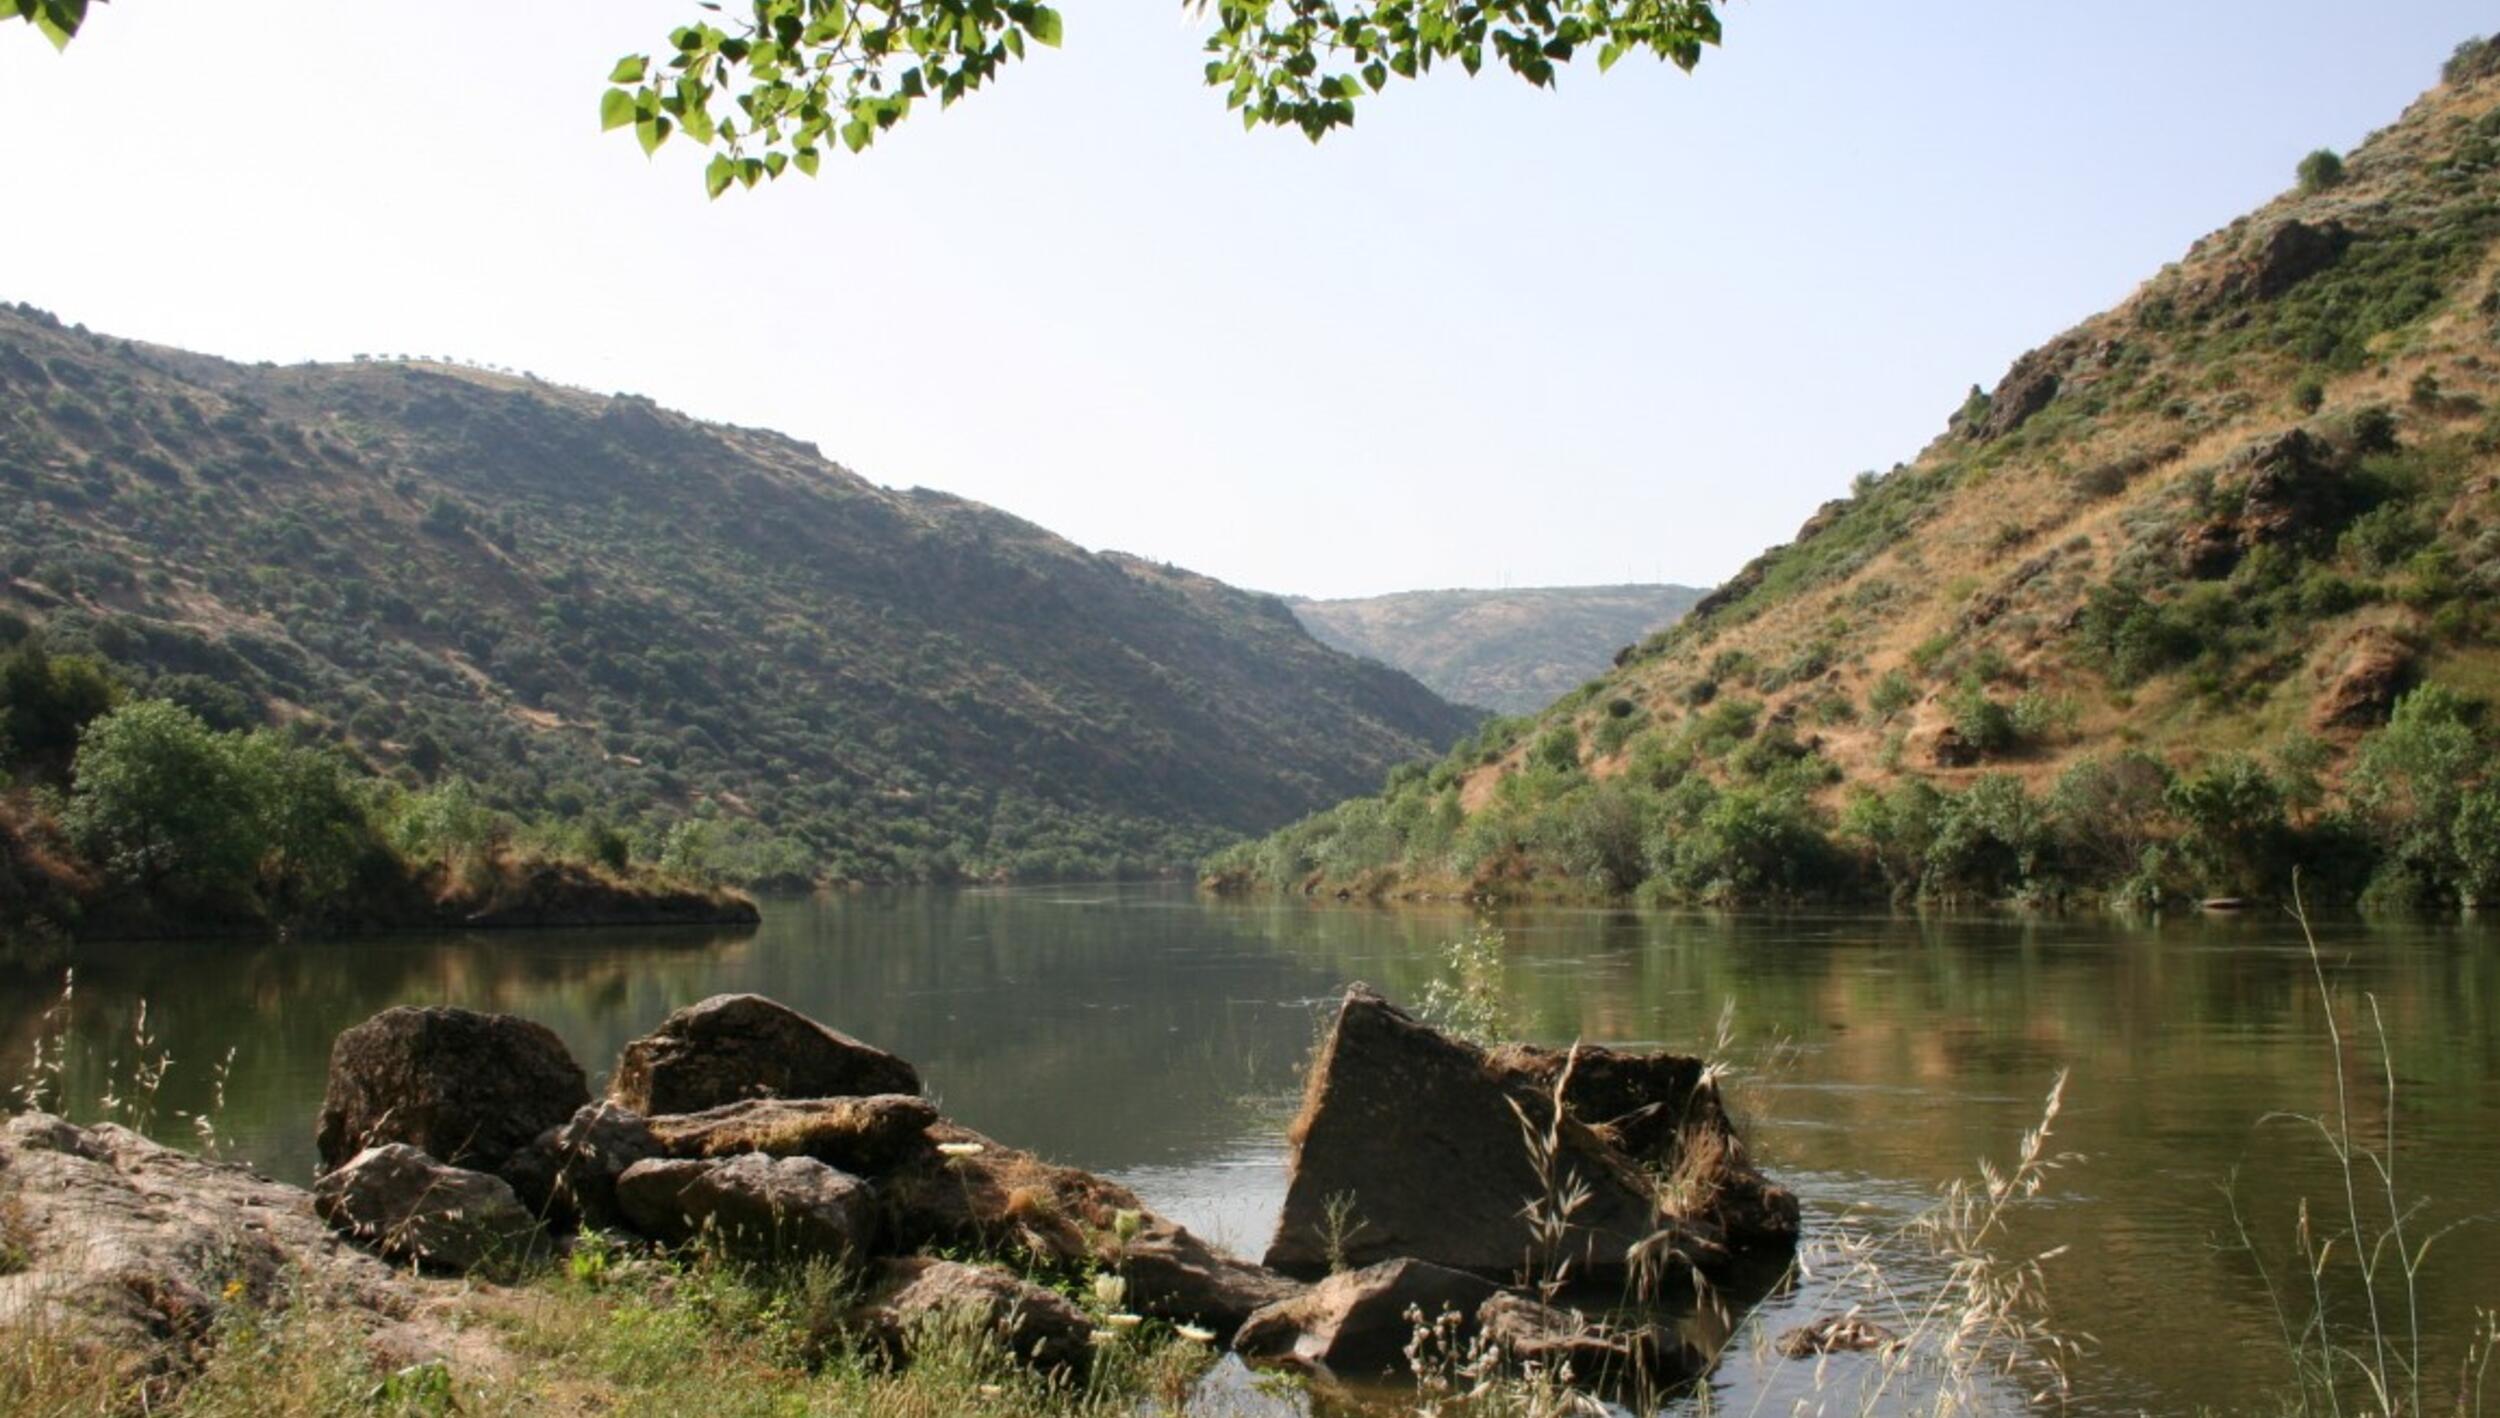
left=1288, top=584, right=1706, bottom=713
left=1212, top=38, right=2500, bottom=911
left=0, top=316, right=1479, bottom=886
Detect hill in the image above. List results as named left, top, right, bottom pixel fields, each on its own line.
left=0, top=316, right=1480, bottom=886
left=1211, top=38, right=2500, bottom=911
left=1287, top=584, right=1707, bottom=713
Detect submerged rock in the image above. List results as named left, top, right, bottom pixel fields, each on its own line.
left=1266, top=986, right=1796, bottom=1286
left=1776, top=1313, right=1900, bottom=1358
left=608, top=994, right=920, bottom=1115
left=315, top=1005, right=588, bottom=1175
left=313, top=1144, right=538, bottom=1273
left=646, top=1093, right=938, bottom=1174
left=613, top=1153, right=876, bottom=1261
left=1476, top=1291, right=1702, bottom=1388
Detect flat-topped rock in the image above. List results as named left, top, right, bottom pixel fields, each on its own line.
left=614, top=1153, right=876, bottom=1262
left=646, top=1094, right=938, bottom=1174
left=608, top=994, right=920, bottom=1114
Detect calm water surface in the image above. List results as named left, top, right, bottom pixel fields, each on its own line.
left=5, top=886, right=2496, bottom=1415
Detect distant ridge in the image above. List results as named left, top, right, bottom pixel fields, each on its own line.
left=1289, top=584, right=1706, bottom=714
left=0, top=309, right=1481, bottom=884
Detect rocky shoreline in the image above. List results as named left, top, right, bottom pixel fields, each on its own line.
left=0, top=986, right=1805, bottom=1405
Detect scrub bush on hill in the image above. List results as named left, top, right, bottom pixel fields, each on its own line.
left=1208, top=681, right=2500, bottom=910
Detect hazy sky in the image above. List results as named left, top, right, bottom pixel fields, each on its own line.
left=5, top=3, right=2490, bottom=598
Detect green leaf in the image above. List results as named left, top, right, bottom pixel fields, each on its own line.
left=599, top=89, right=637, bottom=132
left=1596, top=40, right=1627, bottom=73
left=704, top=154, right=736, bottom=199
left=635, top=114, right=673, bottom=156
left=1026, top=5, right=1062, bottom=48
left=609, top=55, right=648, bottom=84
left=839, top=118, right=873, bottom=152
left=793, top=147, right=821, bottom=177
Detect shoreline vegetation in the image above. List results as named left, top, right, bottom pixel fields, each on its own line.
left=1, top=634, right=754, bottom=950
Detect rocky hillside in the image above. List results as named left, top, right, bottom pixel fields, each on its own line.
left=0, top=316, right=1479, bottom=884
left=1213, top=39, right=2500, bottom=909
left=1288, top=584, right=1706, bottom=713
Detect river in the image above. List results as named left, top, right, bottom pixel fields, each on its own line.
left=5, top=886, right=2495, bottom=1415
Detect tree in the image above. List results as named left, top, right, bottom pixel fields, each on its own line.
left=13, top=1, right=1727, bottom=197
left=63, top=700, right=262, bottom=899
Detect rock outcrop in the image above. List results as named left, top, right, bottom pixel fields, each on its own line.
left=312, top=1144, right=537, bottom=1273
left=614, top=1153, right=877, bottom=1261
left=314, top=1005, right=588, bottom=1174
left=608, top=994, right=921, bottom=1114
left=1265, top=986, right=1797, bottom=1285
left=2314, top=625, right=2415, bottom=731
left=0, top=1113, right=489, bottom=1389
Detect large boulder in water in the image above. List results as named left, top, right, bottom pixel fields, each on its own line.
left=607, top=994, right=920, bottom=1114
left=313, top=1144, right=538, bottom=1274
left=1264, top=986, right=1796, bottom=1284
left=645, top=1094, right=939, bottom=1174
left=613, top=1153, right=877, bottom=1262
left=315, top=1006, right=589, bottom=1175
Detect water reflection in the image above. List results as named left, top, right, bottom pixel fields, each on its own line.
left=2, top=889, right=2495, bottom=1416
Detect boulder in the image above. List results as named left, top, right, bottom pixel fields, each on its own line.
left=613, top=1153, right=876, bottom=1262
left=2235, top=220, right=2353, bottom=303
left=857, top=1256, right=1094, bottom=1377
left=646, top=1093, right=938, bottom=1174
left=315, top=1006, right=588, bottom=1175
left=1234, top=1258, right=1499, bottom=1379
left=2313, top=626, right=2414, bottom=731
left=2176, top=518, right=2245, bottom=580
left=880, top=1120, right=1297, bottom=1338
left=0, top=1114, right=487, bottom=1392
left=1930, top=726, right=1982, bottom=769
left=1266, top=987, right=1797, bottom=1286
left=312, top=1144, right=538, bottom=1273
left=1476, top=1291, right=1702, bottom=1387
left=608, top=994, right=920, bottom=1114
left=1265, top=987, right=1660, bottom=1283
left=499, top=1101, right=665, bottom=1232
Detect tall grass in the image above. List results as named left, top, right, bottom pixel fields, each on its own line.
left=2224, top=883, right=2499, bottom=1418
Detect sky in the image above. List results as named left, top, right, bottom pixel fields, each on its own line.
left=4, top=3, right=2492, bottom=599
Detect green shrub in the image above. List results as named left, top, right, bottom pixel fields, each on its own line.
left=1869, top=670, right=1918, bottom=724
left=2297, top=148, right=2346, bottom=195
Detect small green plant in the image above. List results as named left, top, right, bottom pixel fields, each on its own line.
left=1317, top=1190, right=1370, bottom=1275
left=1870, top=669, right=1919, bottom=724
